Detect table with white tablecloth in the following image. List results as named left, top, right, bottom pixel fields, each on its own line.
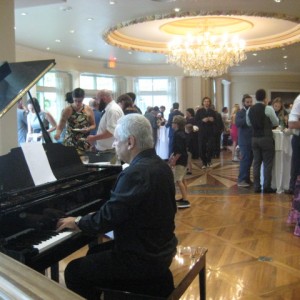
left=155, top=126, right=169, bottom=160
left=260, top=130, right=292, bottom=193
left=271, top=130, right=293, bottom=193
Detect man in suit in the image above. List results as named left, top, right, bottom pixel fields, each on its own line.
left=236, top=94, right=253, bottom=187
left=287, top=94, right=300, bottom=194
left=195, top=97, right=216, bottom=168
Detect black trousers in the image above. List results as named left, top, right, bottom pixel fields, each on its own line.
left=65, top=240, right=174, bottom=300
left=252, top=136, right=275, bottom=190
left=198, top=133, right=214, bottom=166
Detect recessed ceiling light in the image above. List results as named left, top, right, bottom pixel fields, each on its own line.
left=151, top=0, right=177, bottom=2
left=46, top=47, right=50, bottom=50
left=87, top=18, right=94, bottom=21
left=70, top=30, right=75, bottom=34
left=252, top=53, right=257, bottom=56
left=284, top=66, right=288, bottom=70
left=55, top=39, right=61, bottom=43
left=274, top=0, right=282, bottom=3
left=78, top=55, right=81, bottom=58
left=88, top=49, right=93, bottom=52
left=128, top=51, right=132, bottom=55
left=109, top=0, right=116, bottom=4
left=283, top=55, right=288, bottom=59
left=21, top=12, right=27, bottom=16
left=60, top=6, right=72, bottom=12
left=174, top=8, right=180, bottom=12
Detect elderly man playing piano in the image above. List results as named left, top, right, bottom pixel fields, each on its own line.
left=57, top=114, right=178, bottom=300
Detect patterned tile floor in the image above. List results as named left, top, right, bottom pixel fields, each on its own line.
left=176, top=151, right=300, bottom=299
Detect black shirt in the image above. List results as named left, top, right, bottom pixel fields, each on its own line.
left=79, top=148, right=178, bottom=266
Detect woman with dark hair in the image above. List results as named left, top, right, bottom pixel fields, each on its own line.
left=185, top=108, right=199, bottom=159
left=54, top=88, right=95, bottom=154
left=116, top=93, right=138, bottom=115
left=26, top=97, right=57, bottom=142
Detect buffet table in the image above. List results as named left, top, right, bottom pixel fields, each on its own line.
left=271, top=130, right=293, bottom=193
left=155, top=126, right=169, bottom=160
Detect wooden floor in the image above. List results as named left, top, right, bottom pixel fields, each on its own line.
left=59, top=150, right=300, bottom=300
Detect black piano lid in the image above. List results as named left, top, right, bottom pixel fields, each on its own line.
left=0, top=59, right=56, bottom=118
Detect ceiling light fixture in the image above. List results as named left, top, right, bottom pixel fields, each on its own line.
left=167, top=32, right=246, bottom=77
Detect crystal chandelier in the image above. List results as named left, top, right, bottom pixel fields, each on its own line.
left=167, top=31, right=247, bottom=78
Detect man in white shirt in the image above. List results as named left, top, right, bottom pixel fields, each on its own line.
left=87, top=89, right=123, bottom=151
left=287, top=94, right=300, bottom=193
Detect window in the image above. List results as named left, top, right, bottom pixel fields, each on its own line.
left=36, top=71, right=72, bottom=122
left=81, top=74, right=114, bottom=91
left=134, top=77, right=176, bottom=114
left=80, top=74, right=127, bottom=101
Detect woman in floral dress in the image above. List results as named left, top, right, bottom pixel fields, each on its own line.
left=54, top=88, right=95, bottom=155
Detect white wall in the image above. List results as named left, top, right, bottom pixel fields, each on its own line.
left=0, top=0, right=16, bottom=155
left=230, top=74, right=300, bottom=107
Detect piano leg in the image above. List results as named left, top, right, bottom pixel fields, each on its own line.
left=51, top=263, right=59, bottom=282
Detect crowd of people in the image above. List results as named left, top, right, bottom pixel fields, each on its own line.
left=15, top=88, right=300, bottom=298
left=17, top=89, right=299, bottom=202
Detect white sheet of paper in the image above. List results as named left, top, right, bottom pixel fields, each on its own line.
left=21, top=143, right=57, bottom=186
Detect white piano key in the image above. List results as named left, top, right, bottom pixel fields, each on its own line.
left=33, top=231, right=76, bottom=253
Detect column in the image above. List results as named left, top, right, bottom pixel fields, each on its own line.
left=222, top=79, right=231, bottom=110
left=214, top=78, right=223, bottom=112
left=0, top=0, right=16, bottom=155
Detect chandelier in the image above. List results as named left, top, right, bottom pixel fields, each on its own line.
left=167, top=31, right=247, bottom=78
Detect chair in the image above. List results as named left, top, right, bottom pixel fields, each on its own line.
left=100, top=246, right=208, bottom=300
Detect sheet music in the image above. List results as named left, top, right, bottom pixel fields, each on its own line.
left=21, top=143, right=57, bottom=185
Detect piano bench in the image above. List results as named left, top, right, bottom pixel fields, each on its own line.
left=100, top=246, right=208, bottom=300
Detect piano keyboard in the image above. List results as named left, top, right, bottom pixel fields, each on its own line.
left=33, top=231, right=76, bottom=253
left=5, top=230, right=77, bottom=254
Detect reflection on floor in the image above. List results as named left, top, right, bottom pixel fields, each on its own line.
left=60, top=151, right=300, bottom=300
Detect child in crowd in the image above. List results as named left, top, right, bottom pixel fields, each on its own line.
left=185, top=123, right=193, bottom=175
left=169, top=115, right=190, bottom=208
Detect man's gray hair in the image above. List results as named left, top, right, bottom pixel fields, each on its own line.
left=97, top=89, right=113, bottom=99
left=116, top=114, right=154, bottom=150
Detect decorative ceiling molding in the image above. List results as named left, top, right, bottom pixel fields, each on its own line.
left=103, top=10, right=300, bottom=54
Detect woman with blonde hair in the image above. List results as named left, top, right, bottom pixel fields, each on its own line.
left=272, top=97, right=288, bottom=129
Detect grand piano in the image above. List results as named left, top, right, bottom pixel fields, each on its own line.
left=0, top=60, right=121, bottom=280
